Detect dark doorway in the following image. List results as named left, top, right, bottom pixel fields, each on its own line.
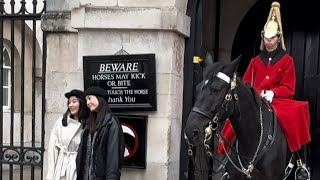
left=180, top=0, right=220, bottom=179
left=232, top=0, right=320, bottom=179
left=180, top=0, right=203, bottom=179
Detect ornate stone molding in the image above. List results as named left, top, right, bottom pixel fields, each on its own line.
left=41, top=11, right=77, bottom=32
left=71, top=6, right=190, bottom=37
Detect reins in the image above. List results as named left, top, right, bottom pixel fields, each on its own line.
left=187, top=72, right=278, bottom=178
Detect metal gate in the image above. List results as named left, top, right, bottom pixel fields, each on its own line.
left=0, top=0, right=46, bottom=179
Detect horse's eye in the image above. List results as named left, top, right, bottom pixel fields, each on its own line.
left=210, top=84, right=221, bottom=92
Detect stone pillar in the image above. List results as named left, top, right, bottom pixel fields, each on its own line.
left=42, top=0, right=190, bottom=179
left=42, top=1, right=82, bottom=177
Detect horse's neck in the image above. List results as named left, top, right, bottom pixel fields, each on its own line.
left=229, top=80, right=263, bottom=154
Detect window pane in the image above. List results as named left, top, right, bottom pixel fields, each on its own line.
left=3, top=88, right=8, bottom=106
left=3, top=68, right=8, bottom=86
left=3, top=49, right=10, bottom=67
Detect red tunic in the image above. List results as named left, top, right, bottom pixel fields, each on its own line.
left=218, top=49, right=311, bottom=153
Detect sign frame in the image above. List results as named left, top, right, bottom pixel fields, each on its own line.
left=83, top=54, right=157, bottom=111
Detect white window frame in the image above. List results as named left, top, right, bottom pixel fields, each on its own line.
left=2, top=46, right=11, bottom=110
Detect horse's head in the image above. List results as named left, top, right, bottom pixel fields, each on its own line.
left=184, top=53, right=241, bottom=146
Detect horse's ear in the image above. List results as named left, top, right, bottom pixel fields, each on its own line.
left=231, top=55, right=241, bottom=71
left=203, top=52, right=214, bottom=77
left=203, top=52, right=214, bottom=67
left=224, top=55, right=241, bottom=77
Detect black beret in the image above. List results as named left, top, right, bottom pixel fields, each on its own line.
left=65, top=89, right=85, bottom=100
left=84, top=86, right=108, bottom=99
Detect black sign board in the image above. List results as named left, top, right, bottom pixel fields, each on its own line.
left=116, top=114, right=147, bottom=169
left=83, top=54, right=157, bottom=111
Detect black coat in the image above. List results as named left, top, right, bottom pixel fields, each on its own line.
left=76, top=113, right=125, bottom=180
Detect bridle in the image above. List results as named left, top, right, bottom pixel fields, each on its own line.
left=187, top=71, right=275, bottom=178
left=188, top=72, right=240, bottom=176
left=192, top=72, right=238, bottom=150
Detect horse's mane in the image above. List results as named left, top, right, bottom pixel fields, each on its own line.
left=238, top=76, right=262, bottom=108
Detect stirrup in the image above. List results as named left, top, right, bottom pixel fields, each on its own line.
left=221, top=172, right=230, bottom=180
left=295, top=160, right=310, bottom=180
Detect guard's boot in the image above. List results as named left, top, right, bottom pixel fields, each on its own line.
left=295, top=159, right=310, bottom=180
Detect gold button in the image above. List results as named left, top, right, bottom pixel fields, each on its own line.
left=266, top=76, right=269, bottom=79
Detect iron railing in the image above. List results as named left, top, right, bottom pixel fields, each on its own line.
left=0, top=0, right=46, bottom=179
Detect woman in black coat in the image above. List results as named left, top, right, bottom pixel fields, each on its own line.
left=76, top=86, right=124, bottom=180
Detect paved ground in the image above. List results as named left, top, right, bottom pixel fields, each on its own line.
left=1, top=166, right=41, bottom=180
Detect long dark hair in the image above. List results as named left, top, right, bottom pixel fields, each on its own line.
left=62, top=97, right=89, bottom=128
left=87, top=96, right=110, bottom=133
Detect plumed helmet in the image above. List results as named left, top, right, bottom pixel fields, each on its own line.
left=260, top=2, right=286, bottom=51
left=263, top=14, right=279, bottom=39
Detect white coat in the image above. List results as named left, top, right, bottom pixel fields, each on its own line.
left=46, top=116, right=82, bottom=180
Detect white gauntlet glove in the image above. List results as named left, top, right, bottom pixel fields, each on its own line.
left=261, top=90, right=274, bottom=103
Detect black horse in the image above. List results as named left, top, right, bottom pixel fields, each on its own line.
left=184, top=53, right=289, bottom=180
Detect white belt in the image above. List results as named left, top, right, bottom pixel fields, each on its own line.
left=54, top=144, right=77, bottom=180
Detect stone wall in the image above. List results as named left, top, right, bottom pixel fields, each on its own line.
left=42, top=0, right=190, bottom=179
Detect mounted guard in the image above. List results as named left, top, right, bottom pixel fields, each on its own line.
left=218, top=1, right=311, bottom=179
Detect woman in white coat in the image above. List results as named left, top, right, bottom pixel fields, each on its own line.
left=46, top=89, right=89, bottom=180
